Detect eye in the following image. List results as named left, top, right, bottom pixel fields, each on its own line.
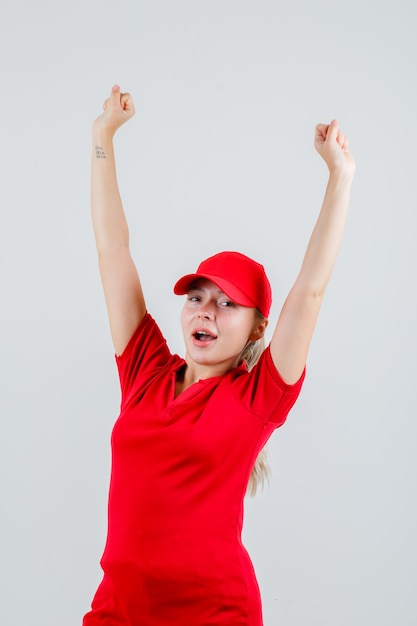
left=187, top=294, right=201, bottom=302
left=219, top=299, right=235, bottom=307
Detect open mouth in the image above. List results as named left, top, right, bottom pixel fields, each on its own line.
left=193, top=330, right=217, bottom=343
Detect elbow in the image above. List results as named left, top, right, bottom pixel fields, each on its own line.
left=309, top=286, right=326, bottom=300
left=97, top=242, right=131, bottom=265
left=95, top=233, right=130, bottom=257
left=294, top=278, right=328, bottom=302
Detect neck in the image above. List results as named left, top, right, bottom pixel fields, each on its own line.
left=176, top=354, right=240, bottom=395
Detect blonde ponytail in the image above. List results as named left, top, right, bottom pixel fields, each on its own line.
left=239, top=315, right=271, bottom=497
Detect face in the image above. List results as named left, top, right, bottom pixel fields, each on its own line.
left=181, top=279, right=267, bottom=377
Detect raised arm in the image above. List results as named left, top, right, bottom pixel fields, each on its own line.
left=91, top=85, right=146, bottom=356
left=270, top=119, right=356, bottom=384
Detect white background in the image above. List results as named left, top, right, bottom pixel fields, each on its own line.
left=1, top=1, right=416, bottom=625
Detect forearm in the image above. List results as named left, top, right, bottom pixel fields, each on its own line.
left=91, top=130, right=130, bottom=254
left=297, top=168, right=354, bottom=296
left=269, top=121, right=355, bottom=384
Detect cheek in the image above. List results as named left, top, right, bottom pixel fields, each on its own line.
left=226, top=316, right=254, bottom=343
left=239, top=316, right=259, bottom=343
left=181, top=306, right=195, bottom=333
left=181, top=308, right=189, bottom=324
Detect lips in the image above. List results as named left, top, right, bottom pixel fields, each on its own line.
left=193, top=328, right=217, bottom=344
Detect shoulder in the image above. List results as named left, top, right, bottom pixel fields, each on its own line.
left=116, top=312, right=175, bottom=406
left=116, top=312, right=169, bottom=365
left=230, top=346, right=306, bottom=425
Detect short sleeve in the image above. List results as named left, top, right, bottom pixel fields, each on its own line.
left=230, top=346, right=305, bottom=427
left=115, top=313, right=173, bottom=410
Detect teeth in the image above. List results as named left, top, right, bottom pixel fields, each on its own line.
left=195, top=331, right=214, bottom=340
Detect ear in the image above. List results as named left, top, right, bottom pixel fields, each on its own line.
left=248, top=318, right=269, bottom=342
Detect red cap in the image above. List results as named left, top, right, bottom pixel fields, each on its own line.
left=173, top=251, right=272, bottom=318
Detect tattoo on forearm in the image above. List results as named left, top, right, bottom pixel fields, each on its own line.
left=95, top=146, right=106, bottom=159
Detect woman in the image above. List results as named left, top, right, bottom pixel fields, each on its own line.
left=83, top=85, right=355, bottom=625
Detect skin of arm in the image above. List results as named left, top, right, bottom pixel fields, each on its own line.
left=270, top=119, right=356, bottom=384
left=92, top=87, right=354, bottom=374
left=91, top=85, right=146, bottom=356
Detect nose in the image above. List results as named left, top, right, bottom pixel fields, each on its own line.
left=198, top=309, right=215, bottom=321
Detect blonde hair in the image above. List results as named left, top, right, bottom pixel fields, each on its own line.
left=240, top=313, right=271, bottom=497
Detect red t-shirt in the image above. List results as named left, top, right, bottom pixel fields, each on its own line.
left=83, top=313, right=305, bottom=626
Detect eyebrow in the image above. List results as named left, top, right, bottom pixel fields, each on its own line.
left=188, top=282, right=226, bottom=297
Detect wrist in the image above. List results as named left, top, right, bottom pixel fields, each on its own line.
left=327, top=163, right=356, bottom=183
left=92, top=119, right=116, bottom=145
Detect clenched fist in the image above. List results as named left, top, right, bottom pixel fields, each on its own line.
left=314, top=119, right=355, bottom=177
left=93, top=85, right=135, bottom=139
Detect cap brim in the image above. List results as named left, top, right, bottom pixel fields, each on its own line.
left=173, top=273, right=256, bottom=309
